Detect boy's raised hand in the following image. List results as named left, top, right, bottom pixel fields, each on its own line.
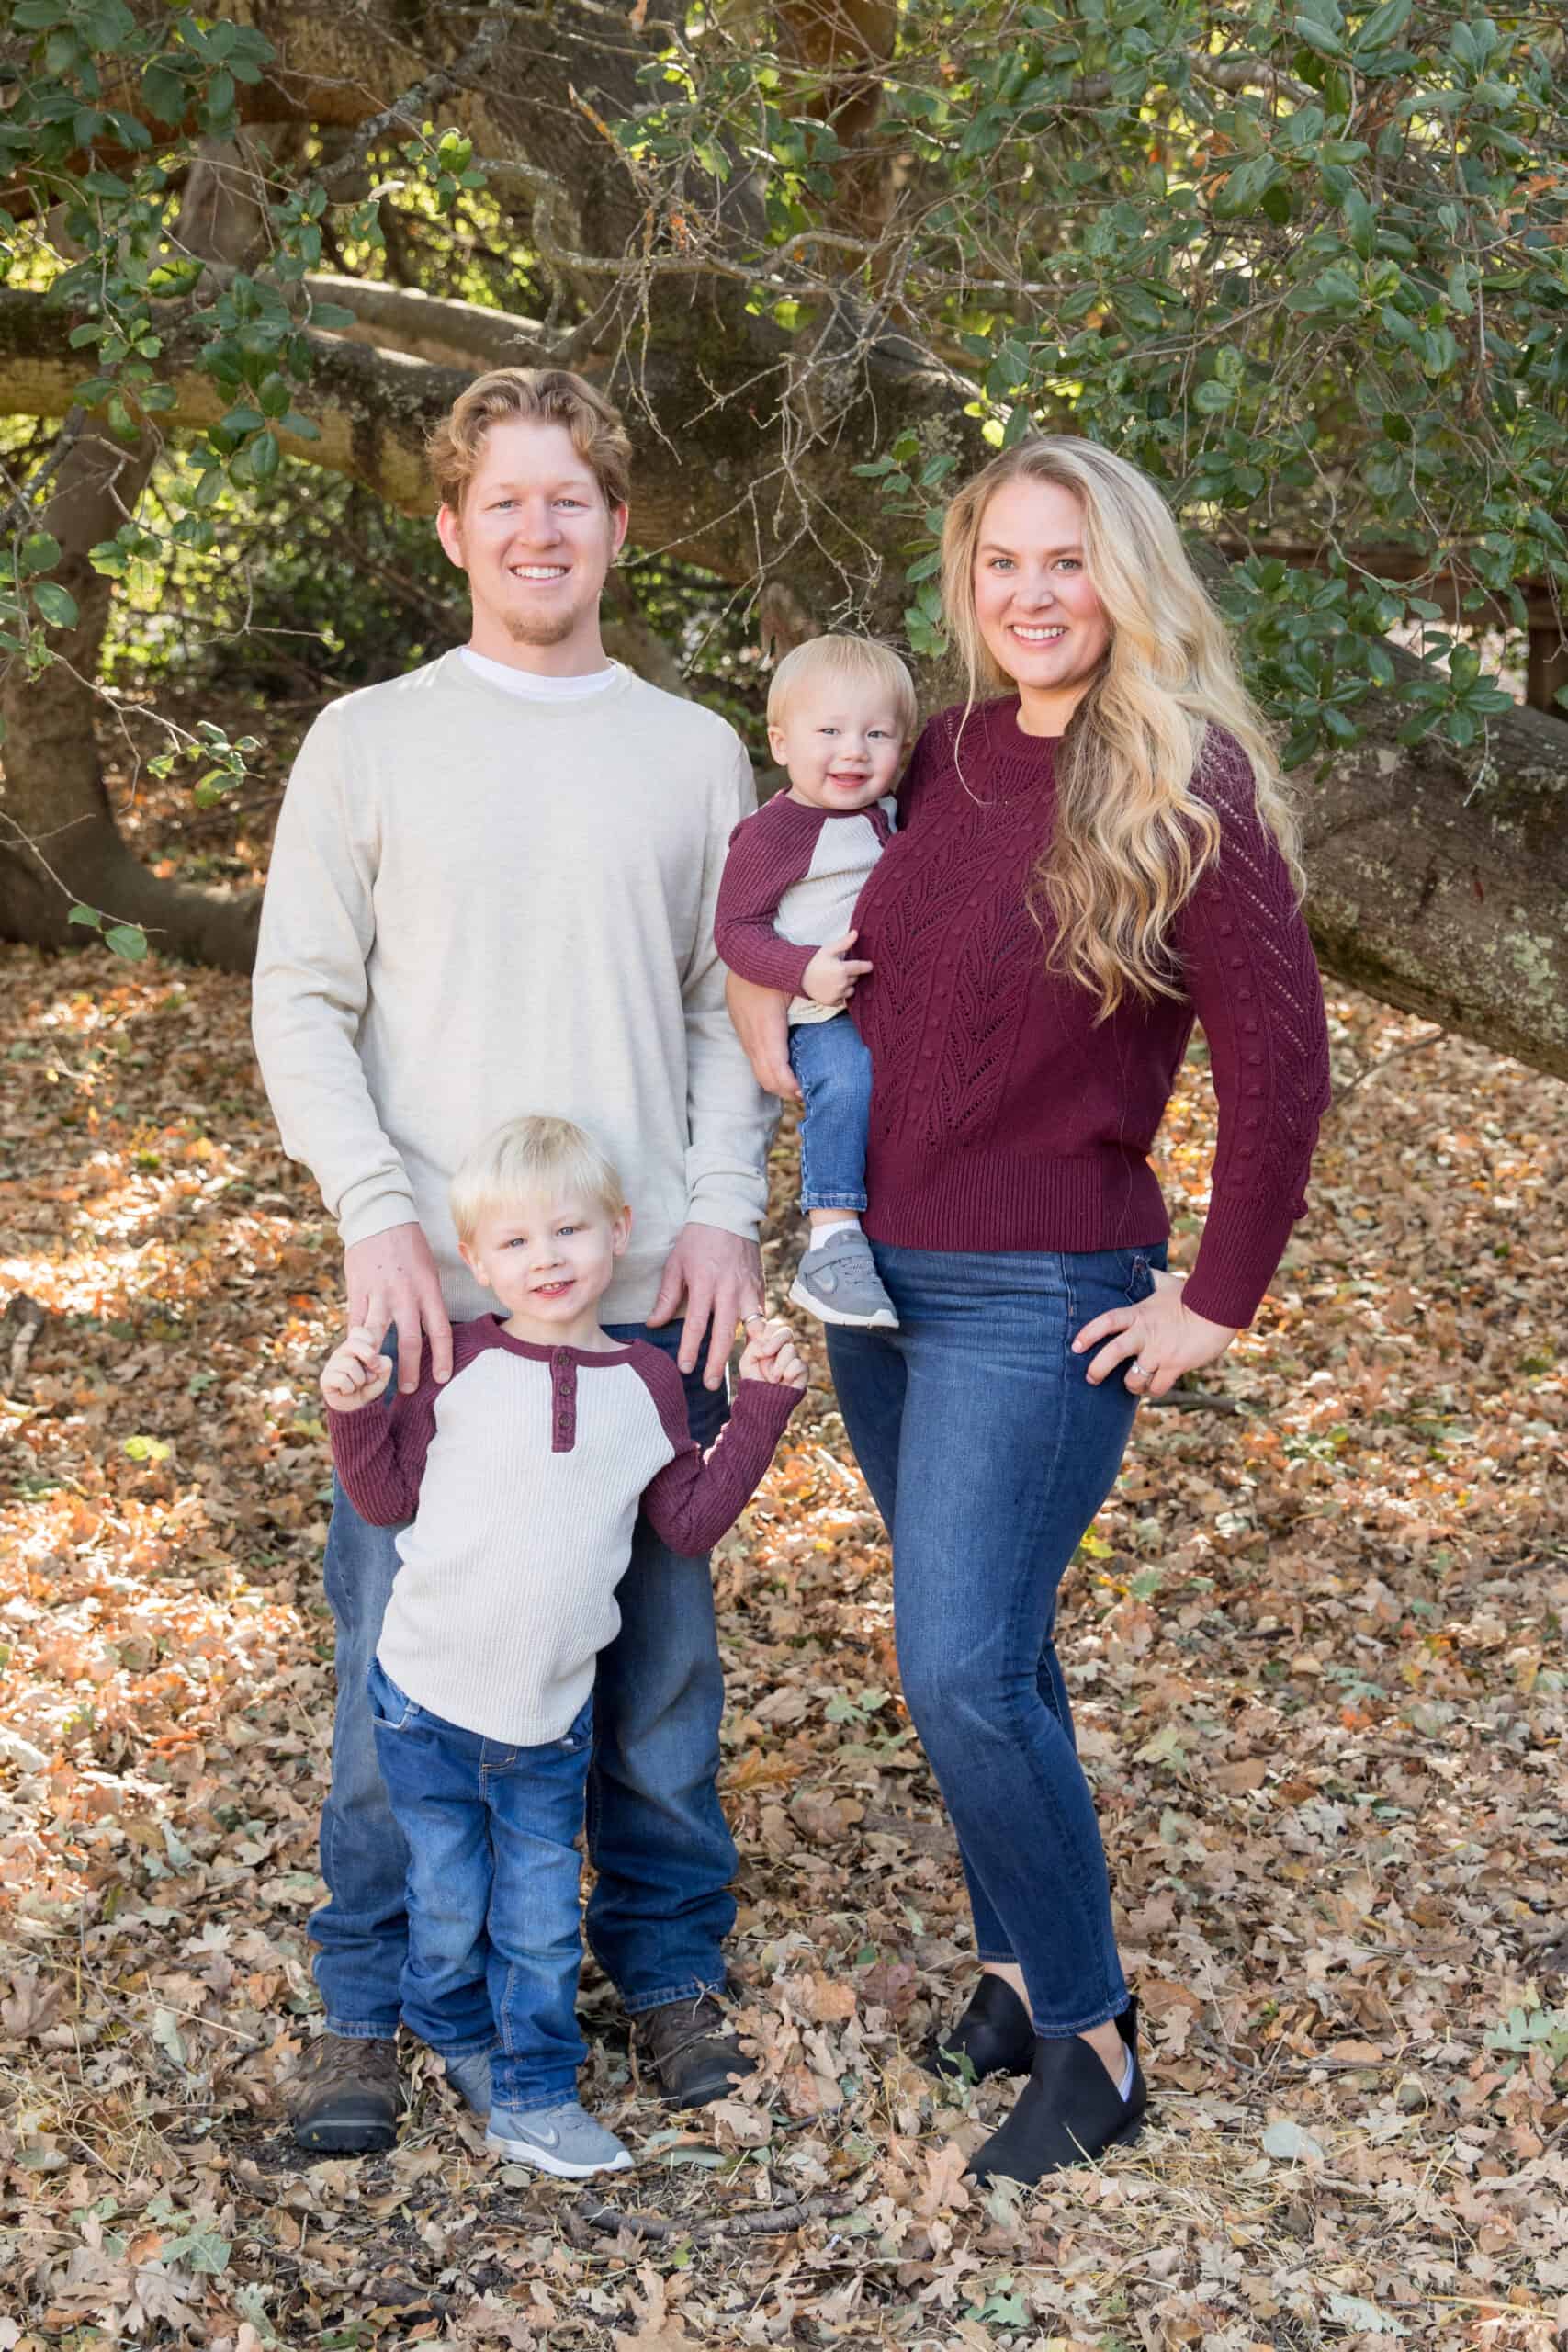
left=738, top=1317, right=808, bottom=1392
left=321, top=1325, right=394, bottom=1412
left=801, top=930, right=874, bottom=1009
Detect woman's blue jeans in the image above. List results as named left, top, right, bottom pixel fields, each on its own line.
left=368, top=1659, right=594, bottom=2114
left=826, top=1239, right=1164, bottom=2035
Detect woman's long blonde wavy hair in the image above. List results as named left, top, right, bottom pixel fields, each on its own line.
left=942, top=436, right=1303, bottom=1019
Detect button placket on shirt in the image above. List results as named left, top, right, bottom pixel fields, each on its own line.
left=549, top=1348, right=578, bottom=1454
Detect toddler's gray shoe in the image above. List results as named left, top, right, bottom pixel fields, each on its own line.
left=444, top=2049, right=492, bottom=2117
left=788, top=1227, right=898, bottom=1329
left=485, top=2098, right=634, bottom=2178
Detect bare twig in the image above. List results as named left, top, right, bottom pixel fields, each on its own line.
left=569, top=2189, right=857, bottom=2245
left=1331, top=1024, right=1447, bottom=1108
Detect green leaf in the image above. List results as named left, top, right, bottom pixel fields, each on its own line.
left=68, top=903, right=104, bottom=930
left=1343, top=188, right=1376, bottom=258
left=105, top=924, right=149, bottom=962
left=250, top=428, right=280, bottom=482
left=32, top=581, right=79, bottom=629
left=1193, top=379, right=1234, bottom=413
left=18, top=533, right=62, bottom=577
left=1213, top=155, right=1282, bottom=218
left=1353, top=0, right=1412, bottom=51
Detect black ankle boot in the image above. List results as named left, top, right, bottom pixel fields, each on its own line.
left=924, top=1973, right=1036, bottom=2085
left=965, top=1998, right=1145, bottom=2185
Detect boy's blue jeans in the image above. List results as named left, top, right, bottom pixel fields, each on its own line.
left=367, top=1658, right=593, bottom=2113
left=788, top=1012, right=873, bottom=1213
left=825, top=1240, right=1166, bottom=2036
left=312, top=1317, right=736, bottom=2041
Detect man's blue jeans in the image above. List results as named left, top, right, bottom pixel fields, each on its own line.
left=314, top=1318, right=736, bottom=2040
left=788, top=1013, right=872, bottom=1213
left=368, top=1659, right=594, bottom=2113
left=825, top=1240, right=1165, bottom=2036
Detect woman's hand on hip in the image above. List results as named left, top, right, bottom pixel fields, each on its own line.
left=1074, top=1268, right=1238, bottom=1398
left=725, top=970, right=801, bottom=1101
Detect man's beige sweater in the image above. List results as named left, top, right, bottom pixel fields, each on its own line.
left=251, top=652, right=773, bottom=1324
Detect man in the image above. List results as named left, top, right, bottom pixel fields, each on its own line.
left=253, top=368, right=778, bottom=2152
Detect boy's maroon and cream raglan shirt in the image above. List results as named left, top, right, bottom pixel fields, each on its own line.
left=328, top=1317, right=797, bottom=1746
left=715, top=793, right=896, bottom=1025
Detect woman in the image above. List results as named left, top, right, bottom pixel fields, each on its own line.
left=728, top=437, right=1331, bottom=2185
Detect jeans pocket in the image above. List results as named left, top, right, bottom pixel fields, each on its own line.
left=555, top=1695, right=594, bottom=1756
left=1122, top=1250, right=1156, bottom=1306
left=367, top=1657, right=421, bottom=1732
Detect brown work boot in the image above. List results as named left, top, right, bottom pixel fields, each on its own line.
left=287, top=2032, right=404, bottom=2154
left=631, top=1991, right=755, bottom=2108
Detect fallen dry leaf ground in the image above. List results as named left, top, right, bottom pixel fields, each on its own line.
left=1, top=936, right=1565, bottom=2352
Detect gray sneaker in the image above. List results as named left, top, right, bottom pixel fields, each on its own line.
left=444, top=2049, right=492, bottom=2117
left=788, top=1227, right=898, bottom=1329
left=486, top=2098, right=634, bottom=2178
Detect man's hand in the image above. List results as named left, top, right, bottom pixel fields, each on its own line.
left=725, top=971, right=800, bottom=1101
left=800, top=930, right=874, bottom=1010
left=648, top=1222, right=764, bottom=1390
left=321, top=1325, right=394, bottom=1412
left=344, top=1222, right=453, bottom=1396
left=737, top=1316, right=807, bottom=1391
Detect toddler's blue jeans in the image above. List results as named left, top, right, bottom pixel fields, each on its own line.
left=789, top=1012, right=873, bottom=1213
left=368, top=1659, right=592, bottom=2112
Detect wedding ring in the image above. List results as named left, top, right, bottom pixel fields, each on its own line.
left=742, top=1309, right=768, bottom=1329
left=1130, top=1360, right=1145, bottom=1377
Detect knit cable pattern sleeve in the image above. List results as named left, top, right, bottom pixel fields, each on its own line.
left=713, top=802, right=824, bottom=995
left=633, top=1345, right=800, bottom=1556
left=1176, top=730, right=1333, bottom=1329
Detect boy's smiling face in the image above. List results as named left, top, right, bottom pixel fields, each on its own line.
left=459, top=1193, right=631, bottom=1343
left=770, top=676, right=907, bottom=814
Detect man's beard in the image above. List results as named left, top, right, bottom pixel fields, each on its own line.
left=503, top=607, right=581, bottom=648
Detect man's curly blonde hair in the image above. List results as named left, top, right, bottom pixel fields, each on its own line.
left=427, top=368, right=632, bottom=514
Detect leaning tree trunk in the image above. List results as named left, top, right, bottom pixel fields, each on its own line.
left=0, top=425, right=262, bottom=969
left=0, top=137, right=296, bottom=971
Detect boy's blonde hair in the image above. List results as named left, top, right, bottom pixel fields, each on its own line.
left=767, top=633, right=919, bottom=741
left=450, top=1114, right=626, bottom=1241
left=427, top=368, right=633, bottom=515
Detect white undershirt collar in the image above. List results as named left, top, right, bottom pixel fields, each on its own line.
left=461, top=646, right=623, bottom=701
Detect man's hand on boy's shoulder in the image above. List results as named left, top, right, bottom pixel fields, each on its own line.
left=321, top=1326, right=394, bottom=1413
left=738, top=1317, right=808, bottom=1393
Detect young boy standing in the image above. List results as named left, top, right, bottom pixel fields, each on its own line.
left=715, top=637, right=917, bottom=1333
left=321, top=1115, right=805, bottom=2178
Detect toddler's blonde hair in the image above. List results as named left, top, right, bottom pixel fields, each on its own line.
left=449, top=1114, right=626, bottom=1241
left=767, top=633, right=919, bottom=741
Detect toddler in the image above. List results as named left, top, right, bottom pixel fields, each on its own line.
left=320, top=1114, right=805, bottom=2178
left=716, top=635, right=916, bottom=1330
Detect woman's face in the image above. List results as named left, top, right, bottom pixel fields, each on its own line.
left=970, top=476, right=1111, bottom=725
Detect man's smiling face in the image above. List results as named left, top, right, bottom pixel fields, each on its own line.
left=437, top=417, right=629, bottom=671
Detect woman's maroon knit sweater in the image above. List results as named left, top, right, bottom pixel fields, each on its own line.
left=849, top=698, right=1332, bottom=1328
